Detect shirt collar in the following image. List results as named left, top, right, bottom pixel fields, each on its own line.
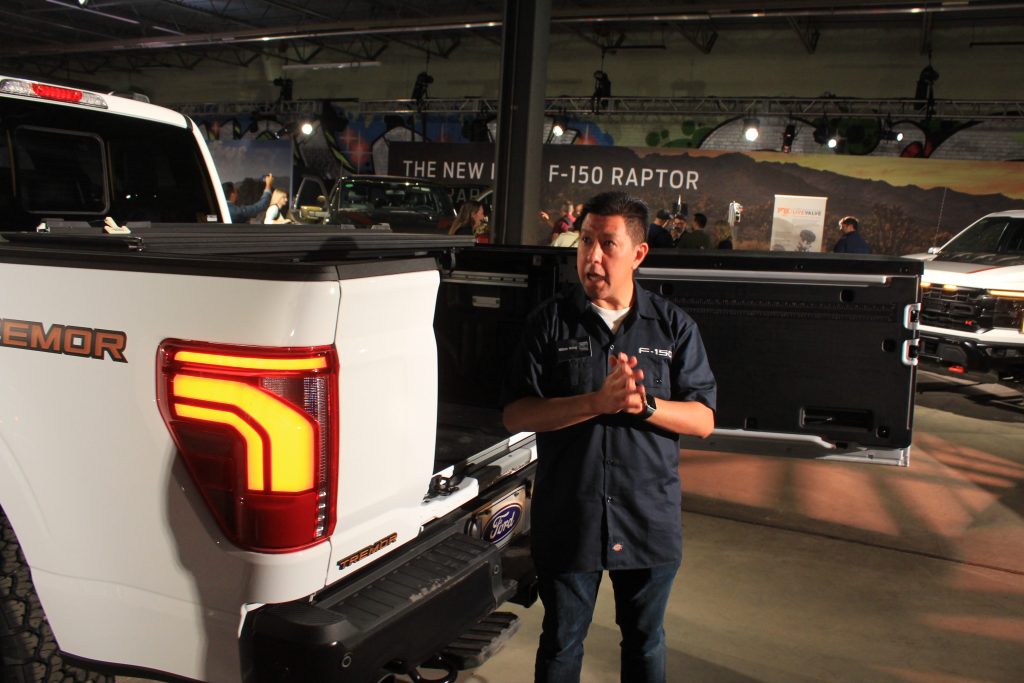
left=571, top=278, right=658, bottom=320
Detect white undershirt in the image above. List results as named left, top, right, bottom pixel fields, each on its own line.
left=590, top=303, right=632, bottom=334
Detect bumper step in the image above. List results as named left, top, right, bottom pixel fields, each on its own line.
left=248, top=529, right=515, bottom=682
left=441, top=611, right=521, bottom=670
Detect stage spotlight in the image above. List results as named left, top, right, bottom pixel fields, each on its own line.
left=914, top=64, right=939, bottom=102
left=813, top=118, right=838, bottom=149
left=300, top=121, right=314, bottom=136
left=592, top=70, right=611, bottom=112
left=272, top=77, right=293, bottom=102
left=743, top=118, right=760, bottom=142
left=881, top=117, right=904, bottom=143
left=411, top=72, right=434, bottom=103
left=593, top=70, right=611, bottom=99
left=551, top=119, right=565, bottom=138
left=781, top=123, right=796, bottom=153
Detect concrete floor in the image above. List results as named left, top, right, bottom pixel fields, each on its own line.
left=444, top=371, right=1024, bottom=683
left=120, top=371, right=1024, bottom=683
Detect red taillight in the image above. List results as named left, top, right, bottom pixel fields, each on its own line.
left=157, top=340, right=338, bottom=553
left=31, top=83, right=83, bottom=103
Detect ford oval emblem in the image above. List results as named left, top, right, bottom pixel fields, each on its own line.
left=484, top=503, right=523, bottom=545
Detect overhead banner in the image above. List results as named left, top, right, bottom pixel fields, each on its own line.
left=388, top=142, right=1024, bottom=252
left=770, top=195, right=828, bottom=252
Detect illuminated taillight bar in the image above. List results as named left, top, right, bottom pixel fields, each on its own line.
left=157, top=340, right=339, bottom=552
left=0, top=78, right=108, bottom=109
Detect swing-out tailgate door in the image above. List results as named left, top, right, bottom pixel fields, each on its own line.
left=638, top=250, right=922, bottom=465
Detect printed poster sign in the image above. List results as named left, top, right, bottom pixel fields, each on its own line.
left=770, top=195, right=828, bottom=252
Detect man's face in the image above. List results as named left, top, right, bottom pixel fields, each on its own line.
left=577, top=213, right=648, bottom=309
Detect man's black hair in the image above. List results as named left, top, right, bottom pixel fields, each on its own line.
left=693, top=212, right=707, bottom=229
left=841, top=216, right=859, bottom=230
left=581, top=191, right=649, bottom=245
left=222, top=181, right=235, bottom=197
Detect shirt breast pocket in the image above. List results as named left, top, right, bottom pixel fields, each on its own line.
left=551, top=356, right=591, bottom=395
left=637, top=354, right=671, bottom=400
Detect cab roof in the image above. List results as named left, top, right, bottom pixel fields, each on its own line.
left=0, top=75, right=188, bottom=129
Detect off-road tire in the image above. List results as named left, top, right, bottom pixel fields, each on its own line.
left=1, top=507, right=111, bottom=683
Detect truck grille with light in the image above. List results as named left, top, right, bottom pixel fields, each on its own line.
left=920, top=285, right=1024, bottom=333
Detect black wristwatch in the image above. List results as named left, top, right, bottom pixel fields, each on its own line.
left=641, top=391, right=657, bottom=420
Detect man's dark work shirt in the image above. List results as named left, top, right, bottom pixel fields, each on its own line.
left=833, top=230, right=871, bottom=254
left=502, top=283, right=717, bottom=573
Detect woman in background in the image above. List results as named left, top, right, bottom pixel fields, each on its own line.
left=264, top=188, right=291, bottom=224
left=714, top=219, right=733, bottom=249
left=449, top=200, right=486, bottom=237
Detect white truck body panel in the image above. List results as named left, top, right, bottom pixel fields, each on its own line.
left=0, top=262, right=493, bottom=681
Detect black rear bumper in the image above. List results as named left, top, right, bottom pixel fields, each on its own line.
left=244, top=529, right=520, bottom=682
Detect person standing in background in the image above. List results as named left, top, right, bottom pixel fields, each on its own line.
left=646, top=209, right=675, bottom=248
left=713, top=220, right=733, bottom=249
left=676, top=212, right=712, bottom=250
left=223, top=173, right=273, bottom=223
left=833, top=216, right=871, bottom=253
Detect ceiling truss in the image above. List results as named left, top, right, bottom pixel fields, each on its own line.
left=2, top=2, right=1023, bottom=75
left=171, top=96, right=1024, bottom=122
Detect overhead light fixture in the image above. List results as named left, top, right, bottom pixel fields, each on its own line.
left=281, top=60, right=382, bottom=72
left=592, top=70, right=611, bottom=113
left=743, top=117, right=760, bottom=142
left=813, top=118, right=839, bottom=149
left=300, top=122, right=314, bottom=136
left=47, top=0, right=139, bottom=24
left=593, top=70, right=611, bottom=99
left=881, top=116, right=904, bottom=142
left=411, top=71, right=433, bottom=104
left=272, top=77, right=293, bottom=102
left=781, top=123, right=796, bottom=153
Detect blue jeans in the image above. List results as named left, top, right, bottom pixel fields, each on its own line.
left=534, top=563, right=679, bottom=683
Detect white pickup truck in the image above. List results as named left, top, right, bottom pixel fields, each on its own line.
left=908, top=211, right=1024, bottom=385
left=0, top=77, right=923, bottom=683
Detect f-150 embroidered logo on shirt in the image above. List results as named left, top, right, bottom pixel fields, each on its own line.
left=638, top=347, right=671, bottom=359
left=0, top=317, right=127, bottom=363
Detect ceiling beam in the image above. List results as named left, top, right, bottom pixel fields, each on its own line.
left=676, top=21, right=717, bottom=55
left=10, top=2, right=1024, bottom=60
left=787, top=16, right=820, bottom=54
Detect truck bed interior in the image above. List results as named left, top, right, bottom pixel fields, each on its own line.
left=0, top=225, right=923, bottom=473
